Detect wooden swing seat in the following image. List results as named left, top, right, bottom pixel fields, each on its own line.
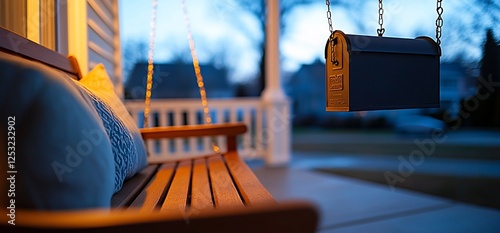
left=0, top=27, right=317, bottom=233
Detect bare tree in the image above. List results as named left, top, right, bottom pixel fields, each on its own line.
left=169, top=46, right=192, bottom=64
left=229, top=0, right=366, bottom=96
left=122, top=39, right=148, bottom=81
left=234, top=0, right=322, bottom=96
left=467, top=29, right=500, bottom=128
left=441, top=0, right=500, bottom=62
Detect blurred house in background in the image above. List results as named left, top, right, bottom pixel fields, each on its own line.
left=125, top=62, right=233, bottom=99
left=285, top=59, right=326, bottom=126
left=440, top=62, right=477, bottom=117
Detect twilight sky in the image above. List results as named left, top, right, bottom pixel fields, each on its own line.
left=119, top=0, right=498, bottom=82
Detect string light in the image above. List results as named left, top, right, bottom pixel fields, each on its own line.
left=182, top=0, right=220, bottom=154
left=143, top=0, right=158, bottom=128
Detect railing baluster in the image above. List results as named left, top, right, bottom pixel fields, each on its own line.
left=188, top=108, right=197, bottom=152
left=256, top=105, right=264, bottom=156
left=125, top=98, right=271, bottom=162
left=158, top=109, right=169, bottom=159
left=243, top=107, right=252, bottom=157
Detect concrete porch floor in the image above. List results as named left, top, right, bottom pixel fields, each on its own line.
left=250, top=153, right=500, bottom=233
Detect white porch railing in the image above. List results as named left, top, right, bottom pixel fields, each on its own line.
left=125, top=98, right=275, bottom=163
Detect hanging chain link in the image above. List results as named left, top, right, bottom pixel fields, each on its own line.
left=182, top=0, right=220, bottom=154
left=326, top=0, right=334, bottom=34
left=435, top=0, right=444, bottom=46
left=143, top=0, right=158, bottom=128
left=325, top=0, right=338, bottom=65
left=377, top=0, right=385, bottom=36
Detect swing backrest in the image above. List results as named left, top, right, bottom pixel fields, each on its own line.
left=0, top=26, right=82, bottom=80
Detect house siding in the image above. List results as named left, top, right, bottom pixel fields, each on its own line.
left=87, top=0, right=122, bottom=97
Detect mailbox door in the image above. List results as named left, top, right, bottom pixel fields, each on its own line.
left=326, top=33, right=350, bottom=111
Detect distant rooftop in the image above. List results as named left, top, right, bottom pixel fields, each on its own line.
left=125, top=62, right=233, bottom=99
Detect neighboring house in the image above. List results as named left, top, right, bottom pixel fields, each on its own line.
left=285, top=59, right=326, bottom=124
left=440, top=62, right=475, bottom=116
left=125, top=62, right=233, bottom=99
left=0, top=0, right=122, bottom=95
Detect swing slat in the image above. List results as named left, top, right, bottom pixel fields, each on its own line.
left=111, top=164, right=159, bottom=208
left=207, top=155, right=245, bottom=208
left=129, top=163, right=176, bottom=212
left=161, top=160, right=192, bottom=212
left=191, top=158, right=214, bottom=210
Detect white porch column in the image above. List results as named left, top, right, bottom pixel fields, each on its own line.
left=261, top=0, right=291, bottom=166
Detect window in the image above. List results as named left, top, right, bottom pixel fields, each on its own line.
left=0, top=0, right=59, bottom=51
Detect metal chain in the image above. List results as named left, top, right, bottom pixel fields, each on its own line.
left=377, top=0, right=385, bottom=36
left=143, top=0, right=158, bottom=128
left=325, top=0, right=338, bottom=65
left=182, top=0, right=220, bottom=154
left=435, top=0, right=444, bottom=46
left=326, top=0, right=334, bottom=34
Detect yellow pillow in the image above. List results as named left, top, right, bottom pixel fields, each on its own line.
left=79, top=64, right=124, bottom=111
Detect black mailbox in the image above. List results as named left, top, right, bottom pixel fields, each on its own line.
left=325, top=30, right=440, bottom=112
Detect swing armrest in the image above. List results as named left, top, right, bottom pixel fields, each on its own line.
left=140, top=123, right=247, bottom=140
left=140, top=123, right=247, bottom=152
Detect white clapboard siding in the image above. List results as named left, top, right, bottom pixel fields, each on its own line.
left=86, top=0, right=123, bottom=97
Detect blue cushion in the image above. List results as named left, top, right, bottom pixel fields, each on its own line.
left=78, top=64, right=147, bottom=193
left=0, top=53, right=115, bottom=210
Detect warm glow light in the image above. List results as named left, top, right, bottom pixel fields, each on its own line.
left=143, top=0, right=158, bottom=128
left=182, top=0, right=220, bottom=154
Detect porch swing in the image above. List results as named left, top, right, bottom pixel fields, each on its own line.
left=324, top=0, right=443, bottom=111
